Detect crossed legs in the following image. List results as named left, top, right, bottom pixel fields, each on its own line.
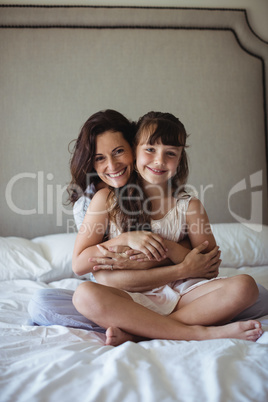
left=72, top=274, right=262, bottom=346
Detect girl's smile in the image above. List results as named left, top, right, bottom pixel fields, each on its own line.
left=136, top=141, right=182, bottom=187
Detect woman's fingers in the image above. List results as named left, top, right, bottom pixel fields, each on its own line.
left=92, top=264, right=115, bottom=271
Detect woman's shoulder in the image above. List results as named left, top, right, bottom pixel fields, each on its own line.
left=89, top=188, right=110, bottom=209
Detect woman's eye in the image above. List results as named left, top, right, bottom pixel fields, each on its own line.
left=114, top=148, right=124, bottom=156
left=95, top=156, right=104, bottom=162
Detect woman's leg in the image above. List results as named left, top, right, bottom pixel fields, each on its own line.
left=28, top=288, right=106, bottom=333
left=232, top=284, right=268, bottom=321
left=171, top=275, right=259, bottom=325
left=72, top=281, right=262, bottom=346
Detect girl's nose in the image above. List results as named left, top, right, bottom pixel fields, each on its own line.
left=155, top=152, right=165, bottom=165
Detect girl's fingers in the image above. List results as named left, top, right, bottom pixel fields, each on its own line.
left=108, top=246, right=131, bottom=253
left=125, top=249, right=138, bottom=256
left=97, top=244, right=110, bottom=256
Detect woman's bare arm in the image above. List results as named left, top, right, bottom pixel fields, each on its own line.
left=94, top=242, right=220, bottom=291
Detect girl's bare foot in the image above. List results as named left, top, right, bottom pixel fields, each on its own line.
left=105, top=327, right=140, bottom=346
left=211, top=320, right=263, bottom=342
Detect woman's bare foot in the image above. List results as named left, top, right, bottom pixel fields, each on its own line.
left=211, top=320, right=263, bottom=342
left=105, top=327, right=140, bottom=346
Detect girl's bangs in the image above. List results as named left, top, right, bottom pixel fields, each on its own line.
left=142, top=120, right=185, bottom=147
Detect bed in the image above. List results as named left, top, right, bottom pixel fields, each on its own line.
left=0, top=6, right=268, bottom=402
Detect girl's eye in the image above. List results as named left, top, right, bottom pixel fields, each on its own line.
left=145, top=148, right=155, bottom=153
left=167, top=152, right=177, bottom=157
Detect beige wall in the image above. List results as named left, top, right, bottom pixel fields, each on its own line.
left=0, top=0, right=267, bottom=41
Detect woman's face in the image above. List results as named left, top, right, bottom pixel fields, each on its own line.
left=93, top=130, right=133, bottom=188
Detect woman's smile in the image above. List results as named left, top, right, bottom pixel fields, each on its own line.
left=106, top=167, right=128, bottom=178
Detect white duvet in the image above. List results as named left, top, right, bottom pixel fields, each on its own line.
left=0, top=224, right=268, bottom=402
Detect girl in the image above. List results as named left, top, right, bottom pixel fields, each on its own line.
left=72, top=111, right=263, bottom=346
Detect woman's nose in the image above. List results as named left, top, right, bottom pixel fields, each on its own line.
left=107, top=156, right=117, bottom=170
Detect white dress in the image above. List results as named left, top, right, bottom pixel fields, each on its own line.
left=109, top=194, right=219, bottom=315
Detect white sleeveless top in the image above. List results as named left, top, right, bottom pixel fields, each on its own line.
left=73, top=184, right=95, bottom=230
left=109, top=193, right=192, bottom=242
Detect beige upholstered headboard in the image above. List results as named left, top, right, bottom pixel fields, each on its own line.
left=0, top=6, right=267, bottom=238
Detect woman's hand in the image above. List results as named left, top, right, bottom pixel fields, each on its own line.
left=183, top=241, right=221, bottom=279
left=89, top=244, right=148, bottom=271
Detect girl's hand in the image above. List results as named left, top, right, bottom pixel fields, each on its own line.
left=183, top=241, right=221, bottom=279
left=97, top=244, right=148, bottom=262
left=125, top=231, right=168, bottom=261
left=97, top=244, right=130, bottom=260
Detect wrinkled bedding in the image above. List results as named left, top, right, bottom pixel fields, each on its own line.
left=1, top=224, right=268, bottom=402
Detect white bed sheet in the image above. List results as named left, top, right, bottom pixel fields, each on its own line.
left=1, top=276, right=268, bottom=402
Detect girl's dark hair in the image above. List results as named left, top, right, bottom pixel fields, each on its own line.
left=108, top=111, right=189, bottom=233
left=67, top=109, right=135, bottom=204
left=135, top=111, right=189, bottom=188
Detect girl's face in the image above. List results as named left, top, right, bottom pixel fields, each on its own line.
left=136, top=133, right=182, bottom=187
left=94, top=130, right=133, bottom=188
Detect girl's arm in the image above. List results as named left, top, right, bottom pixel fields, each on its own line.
left=186, top=198, right=217, bottom=251
left=72, top=188, right=169, bottom=276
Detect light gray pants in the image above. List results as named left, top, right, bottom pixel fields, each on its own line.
left=28, top=284, right=268, bottom=332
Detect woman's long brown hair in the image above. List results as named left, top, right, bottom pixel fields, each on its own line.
left=67, top=109, right=135, bottom=205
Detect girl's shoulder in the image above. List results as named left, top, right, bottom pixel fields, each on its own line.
left=174, top=191, right=203, bottom=214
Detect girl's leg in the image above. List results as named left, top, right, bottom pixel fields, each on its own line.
left=72, top=281, right=262, bottom=346
left=171, top=274, right=259, bottom=325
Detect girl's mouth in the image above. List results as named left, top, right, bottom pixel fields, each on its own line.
left=146, top=166, right=167, bottom=175
left=106, top=167, right=127, bottom=178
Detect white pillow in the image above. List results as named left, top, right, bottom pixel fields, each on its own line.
left=0, top=237, right=52, bottom=281
left=211, top=223, right=268, bottom=267
left=32, top=233, right=77, bottom=282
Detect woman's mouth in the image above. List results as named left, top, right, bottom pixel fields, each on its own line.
left=106, top=167, right=127, bottom=178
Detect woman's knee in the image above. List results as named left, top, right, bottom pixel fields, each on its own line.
left=232, top=274, right=259, bottom=303
left=72, top=282, right=104, bottom=316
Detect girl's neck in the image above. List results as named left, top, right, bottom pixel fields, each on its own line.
left=142, top=180, right=176, bottom=220
left=142, top=179, right=170, bottom=198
